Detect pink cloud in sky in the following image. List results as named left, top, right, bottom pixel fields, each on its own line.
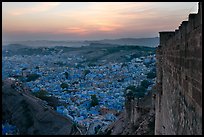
left=2, top=2, right=198, bottom=41
left=9, top=2, right=61, bottom=16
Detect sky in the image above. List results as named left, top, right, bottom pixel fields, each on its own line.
left=2, top=2, right=198, bottom=41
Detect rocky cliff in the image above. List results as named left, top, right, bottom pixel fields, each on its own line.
left=2, top=78, right=84, bottom=135
left=105, top=90, right=156, bottom=135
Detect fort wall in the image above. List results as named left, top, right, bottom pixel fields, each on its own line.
left=155, top=2, right=202, bottom=135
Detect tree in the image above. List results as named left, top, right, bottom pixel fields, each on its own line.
left=22, top=67, right=27, bottom=71
left=140, top=80, right=152, bottom=89
left=64, top=72, right=69, bottom=79
left=60, top=83, right=68, bottom=89
left=125, top=89, right=134, bottom=100
left=134, top=86, right=146, bottom=98
left=33, top=89, right=48, bottom=99
left=26, top=74, right=41, bottom=82
left=125, top=85, right=136, bottom=91
left=83, top=69, right=90, bottom=76
left=125, top=85, right=137, bottom=99
left=146, top=68, right=156, bottom=79
left=90, top=94, right=99, bottom=107
left=125, top=85, right=146, bottom=99
left=147, top=71, right=156, bottom=79
left=35, top=66, right=40, bottom=70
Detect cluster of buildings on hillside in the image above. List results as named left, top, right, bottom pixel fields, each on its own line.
left=2, top=52, right=156, bottom=134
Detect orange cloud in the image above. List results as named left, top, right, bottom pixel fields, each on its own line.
left=96, top=24, right=122, bottom=32
left=3, top=2, right=198, bottom=40
left=97, top=27, right=115, bottom=32
left=53, top=27, right=89, bottom=35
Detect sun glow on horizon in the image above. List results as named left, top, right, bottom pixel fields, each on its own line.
left=2, top=2, right=198, bottom=41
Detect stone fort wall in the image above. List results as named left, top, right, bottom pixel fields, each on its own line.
left=155, top=2, right=202, bottom=135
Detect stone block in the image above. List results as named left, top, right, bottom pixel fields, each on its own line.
left=192, top=86, right=202, bottom=107
left=192, top=48, right=202, bottom=58
left=191, top=78, right=202, bottom=91
left=198, top=60, right=202, bottom=73
left=184, top=59, right=190, bottom=69
left=183, top=80, right=189, bottom=93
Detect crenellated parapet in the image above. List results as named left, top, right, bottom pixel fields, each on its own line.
left=155, top=2, right=202, bottom=135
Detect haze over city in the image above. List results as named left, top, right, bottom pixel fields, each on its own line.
left=2, top=2, right=198, bottom=42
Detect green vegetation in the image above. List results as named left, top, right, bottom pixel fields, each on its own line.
left=134, top=86, right=146, bottom=97
left=33, top=89, right=49, bottom=99
left=90, top=94, right=99, bottom=107
left=146, top=68, right=156, bottom=79
left=22, top=67, right=27, bottom=71
left=86, top=44, right=155, bottom=63
left=105, top=45, right=155, bottom=54
left=83, top=69, right=91, bottom=76
left=126, top=85, right=137, bottom=92
left=64, top=72, right=69, bottom=79
left=125, top=79, right=153, bottom=99
left=125, top=85, right=145, bottom=99
left=60, top=83, right=69, bottom=89
left=147, top=71, right=156, bottom=79
left=6, top=46, right=75, bottom=56
left=26, top=74, right=41, bottom=82
left=125, top=85, right=136, bottom=99
left=35, top=66, right=40, bottom=69
left=141, top=80, right=152, bottom=88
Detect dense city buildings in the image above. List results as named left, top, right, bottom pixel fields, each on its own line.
left=2, top=47, right=156, bottom=134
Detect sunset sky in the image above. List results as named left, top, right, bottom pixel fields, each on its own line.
left=2, top=2, right=198, bottom=41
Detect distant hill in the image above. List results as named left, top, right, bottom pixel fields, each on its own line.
left=88, top=37, right=159, bottom=47
left=2, top=42, right=156, bottom=64
left=2, top=40, right=89, bottom=48
left=2, top=37, right=159, bottom=48
left=2, top=43, right=79, bottom=56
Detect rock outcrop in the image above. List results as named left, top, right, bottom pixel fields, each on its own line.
left=2, top=78, right=84, bottom=135
left=104, top=91, right=155, bottom=135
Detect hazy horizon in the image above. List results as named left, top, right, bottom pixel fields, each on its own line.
left=3, top=2, right=198, bottom=42
left=3, top=36, right=159, bottom=43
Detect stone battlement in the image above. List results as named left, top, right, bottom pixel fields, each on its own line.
left=155, top=2, right=202, bottom=135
